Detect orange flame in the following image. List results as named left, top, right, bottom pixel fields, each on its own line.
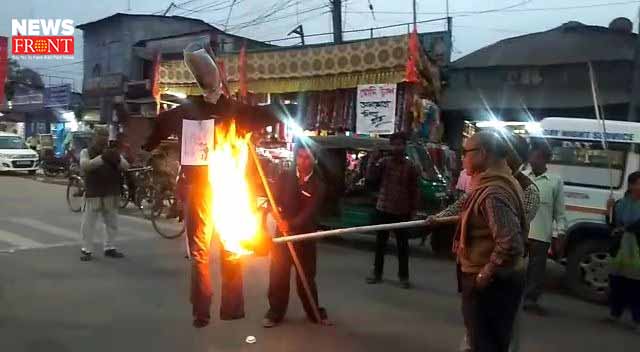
left=208, top=121, right=259, bottom=257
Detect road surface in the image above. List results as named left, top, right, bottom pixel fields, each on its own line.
left=0, top=173, right=637, bottom=351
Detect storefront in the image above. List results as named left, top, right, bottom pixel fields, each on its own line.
left=159, top=33, right=443, bottom=139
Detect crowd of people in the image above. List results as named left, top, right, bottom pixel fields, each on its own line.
left=74, top=122, right=639, bottom=350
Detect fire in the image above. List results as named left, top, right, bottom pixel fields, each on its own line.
left=208, top=121, right=259, bottom=257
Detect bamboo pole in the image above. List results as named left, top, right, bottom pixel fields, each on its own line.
left=248, top=143, right=323, bottom=324
left=274, top=216, right=459, bottom=244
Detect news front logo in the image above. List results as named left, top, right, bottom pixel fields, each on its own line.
left=11, top=19, right=75, bottom=59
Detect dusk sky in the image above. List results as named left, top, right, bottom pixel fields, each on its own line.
left=2, top=0, right=638, bottom=91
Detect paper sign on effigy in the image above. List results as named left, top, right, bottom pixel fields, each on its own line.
left=356, top=84, right=397, bottom=135
left=181, top=119, right=215, bottom=166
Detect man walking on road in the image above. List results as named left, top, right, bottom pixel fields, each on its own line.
left=365, top=132, right=419, bottom=289
left=79, top=128, right=129, bottom=261
left=456, top=131, right=528, bottom=352
left=263, top=146, right=329, bottom=328
left=523, top=139, right=567, bottom=315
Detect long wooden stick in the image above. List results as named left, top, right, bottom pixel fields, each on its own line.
left=249, top=144, right=323, bottom=323
left=273, top=216, right=459, bottom=244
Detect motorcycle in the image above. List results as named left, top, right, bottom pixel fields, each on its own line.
left=40, top=148, right=69, bottom=178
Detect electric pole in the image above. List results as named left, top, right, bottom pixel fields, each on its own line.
left=330, top=0, right=343, bottom=44
left=413, top=0, right=417, bottom=29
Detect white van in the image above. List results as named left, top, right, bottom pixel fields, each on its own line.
left=0, top=132, right=39, bottom=175
left=536, top=117, right=640, bottom=303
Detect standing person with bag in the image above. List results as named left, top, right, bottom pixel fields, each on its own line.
left=607, top=171, right=640, bottom=333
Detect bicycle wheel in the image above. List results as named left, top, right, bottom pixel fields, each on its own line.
left=151, top=195, right=185, bottom=239
left=66, top=177, right=84, bottom=213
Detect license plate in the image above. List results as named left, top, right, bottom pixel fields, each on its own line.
left=16, top=160, right=32, bottom=166
left=434, top=192, right=446, bottom=198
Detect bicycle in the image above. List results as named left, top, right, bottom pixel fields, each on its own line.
left=66, top=173, right=85, bottom=213
left=149, top=190, right=185, bottom=239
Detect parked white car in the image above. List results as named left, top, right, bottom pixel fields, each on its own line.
left=536, top=117, right=640, bottom=303
left=0, top=132, right=39, bottom=175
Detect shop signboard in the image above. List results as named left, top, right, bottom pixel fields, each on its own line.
left=356, top=84, right=397, bottom=135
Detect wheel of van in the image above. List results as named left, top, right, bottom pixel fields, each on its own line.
left=567, top=239, right=610, bottom=304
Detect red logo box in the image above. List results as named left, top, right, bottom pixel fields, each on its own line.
left=12, top=36, right=74, bottom=55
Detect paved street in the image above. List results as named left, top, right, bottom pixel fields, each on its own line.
left=0, top=173, right=638, bottom=352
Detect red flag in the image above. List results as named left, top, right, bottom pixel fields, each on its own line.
left=0, top=36, right=8, bottom=106
left=238, top=42, right=248, bottom=98
left=404, top=28, right=420, bottom=83
left=151, top=51, right=161, bottom=114
left=216, top=58, right=231, bottom=98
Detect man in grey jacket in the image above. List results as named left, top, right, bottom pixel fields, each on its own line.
left=79, top=127, right=129, bottom=261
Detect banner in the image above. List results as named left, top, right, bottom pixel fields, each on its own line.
left=181, top=119, right=215, bottom=166
left=356, top=84, right=397, bottom=135
left=0, top=36, right=8, bottom=105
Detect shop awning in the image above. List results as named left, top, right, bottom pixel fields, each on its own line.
left=160, top=34, right=415, bottom=94
left=0, top=111, right=26, bottom=122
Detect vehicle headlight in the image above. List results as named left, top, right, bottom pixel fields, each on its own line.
left=0, top=153, right=11, bottom=159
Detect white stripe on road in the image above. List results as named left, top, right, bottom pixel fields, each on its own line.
left=0, top=228, right=47, bottom=249
left=10, top=218, right=81, bottom=240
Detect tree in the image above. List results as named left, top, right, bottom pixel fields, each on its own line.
left=4, top=58, right=21, bottom=101
left=4, top=60, right=45, bottom=101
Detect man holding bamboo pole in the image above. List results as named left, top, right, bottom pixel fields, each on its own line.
left=454, top=131, right=528, bottom=352
left=263, top=145, right=329, bottom=328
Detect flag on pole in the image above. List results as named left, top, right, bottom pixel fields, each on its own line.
left=151, top=51, right=161, bottom=115
left=238, top=42, right=248, bottom=99
left=0, top=36, right=8, bottom=106
left=216, top=58, right=231, bottom=98
left=404, top=28, right=420, bottom=83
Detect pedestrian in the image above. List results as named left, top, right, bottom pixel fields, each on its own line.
left=79, top=127, right=128, bottom=261
left=523, top=139, right=567, bottom=315
left=263, top=145, right=329, bottom=328
left=456, top=131, right=528, bottom=352
left=365, top=132, right=419, bottom=289
left=433, top=133, right=539, bottom=352
left=607, top=171, right=640, bottom=333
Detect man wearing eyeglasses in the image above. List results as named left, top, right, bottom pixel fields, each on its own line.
left=455, top=131, right=528, bottom=352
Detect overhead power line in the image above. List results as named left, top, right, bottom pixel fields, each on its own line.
left=345, top=0, right=640, bottom=16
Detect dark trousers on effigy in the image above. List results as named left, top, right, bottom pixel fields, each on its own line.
left=266, top=240, right=327, bottom=322
left=460, top=271, right=525, bottom=352
left=185, top=184, right=244, bottom=322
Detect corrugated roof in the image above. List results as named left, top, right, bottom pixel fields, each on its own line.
left=452, top=21, right=637, bottom=68
left=76, top=13, right=217, bottom=30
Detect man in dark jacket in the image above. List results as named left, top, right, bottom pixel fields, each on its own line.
left=263, top=145, right=329, bottom=328
left=80, top=127, right=129, bottom=261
